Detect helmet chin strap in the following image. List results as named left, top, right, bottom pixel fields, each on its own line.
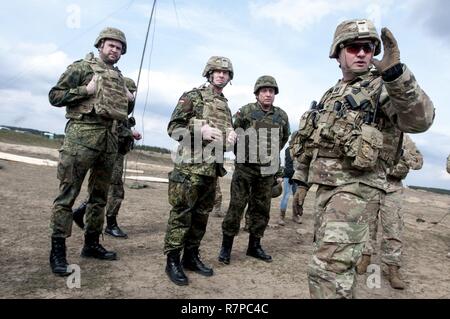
left=342, top=55, right=369, bottom=78
left=350, top=68, right=369, bottom=76
left=208, top=73, right=229, bottom=88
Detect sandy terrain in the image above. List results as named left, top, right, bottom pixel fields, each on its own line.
left=0, top=141, right=449, bottom=299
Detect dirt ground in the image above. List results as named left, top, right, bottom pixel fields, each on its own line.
left=0, top=141, right=449, bottom=299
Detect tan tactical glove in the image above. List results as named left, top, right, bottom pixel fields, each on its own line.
left=371, top=27, right=401, bottom=74
left=201, top=124, right=222, bottom=141
left=292, top=186, right=308, bottom=217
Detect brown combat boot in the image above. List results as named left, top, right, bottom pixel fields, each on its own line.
left=356, top=254, right=371, bottom=275
left=292, top=214, right=302, bottom=224
left=277, top=209, right=286, bottom=226
left=388, top=265, right=406, bottom=290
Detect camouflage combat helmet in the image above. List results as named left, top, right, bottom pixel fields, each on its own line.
left=271, top=181, right=282, bottom=198
left=329, top=19, right=381, bottom=58
left=94, top=27, right=127, bottom=54
left=202, top=56, right=234, bottom=80
left=254, top=75, right=279, bottom=95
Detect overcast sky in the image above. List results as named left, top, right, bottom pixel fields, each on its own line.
left=1, top=0, right=449, bottom=188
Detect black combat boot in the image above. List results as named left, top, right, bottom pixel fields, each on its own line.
left=166, top=249, right=189, bottom=286
left=182, top=247, right=213, bottom=276
left=72, top=202, right=87, bottom=229
left=246, top=234, right=272, bottom=262
left=105, top=216, right=128, bottom=238
left=81, top=233, right=117, bottom=260
left=49, top=237, right=72, bottom=276
left=218, top=234, right=234, bottom=265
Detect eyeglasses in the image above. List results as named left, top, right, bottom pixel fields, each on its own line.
left=344, top=42, right=375, bottom=55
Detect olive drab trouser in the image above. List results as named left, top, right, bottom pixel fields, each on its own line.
left=105, top=153, right=125, bottom=218
left=164, top=171, right=217, bottom=254
left=222, top=167, right=273, bottom=238
left=51, top=135, right=116, bottom=238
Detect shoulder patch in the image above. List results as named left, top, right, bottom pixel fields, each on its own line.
left=177, top=94, right=193, bottom=112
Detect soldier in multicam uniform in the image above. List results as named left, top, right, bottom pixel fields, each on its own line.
left=291, top=19, right=434, bottom=298
left=164, top=56, right=237, bottom=286
left=48, top=27, right=134, bottom=276
left=356, top=134, right=423, bottom=290
left=71, top=78, right=142, bottom=239
left=218, top=75, right=290, bottom=265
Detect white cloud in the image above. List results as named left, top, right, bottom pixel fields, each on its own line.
left=249, top=0, right=337, bottom=31
left=133, top=2, right=239, bottom=38
left=1, top=41, right=72, bottom=93
left=249, top=0, right=395, bottom=32
left=0, top=89, right=65, bottom=133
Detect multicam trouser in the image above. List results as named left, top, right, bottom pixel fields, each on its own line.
left=50, top=138, right=116, bottom=238
left=105, top=153, right=125, bottom=218
left=164, top=170, right=217, bottom=254
left=308, top=183, right=384, bottom=299
left=222, top=167, right=273, bottom=238
left=362, top=188, right=404, bottom=266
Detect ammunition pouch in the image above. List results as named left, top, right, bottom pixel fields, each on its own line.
left=387, top=160, right=409, bottom=180
left=344, top=124, right=383, bottom=171
left=117, top=124, right=134, bottom=155
left=291, top=110, right=318, bottom=158
left=118, top=136, right=134, bottom=155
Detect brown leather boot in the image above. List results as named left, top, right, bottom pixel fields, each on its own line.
left=388, top=265, right=406, bottom=289
left=356, top=254, right=371, bottom=275
left=292, top=214, right=302, bottom=224
left=277, top=209, right=286, bottom=226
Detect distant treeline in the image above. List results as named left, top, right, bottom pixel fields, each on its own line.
left=1, top=125, right=172, bottom=155
left=409, top=186, right=450, bottom=195
left=1, top=125, right=65, bottom=139
left=134, top=144, right=171, bottom=154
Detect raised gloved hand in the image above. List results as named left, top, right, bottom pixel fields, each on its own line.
left=201, top=124, right=222, bottom=141
left=292, top=187, right=308, bottom=217
left=371, top=27, right=401, bottom=74
left=86, top=75, right=98, bottom=95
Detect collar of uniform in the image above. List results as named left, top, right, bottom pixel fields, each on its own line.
left=95, top=57, right=116, bottom=70
left=206, top=84, right=227, bottom=101
left=256, top=101, right=274, bottom=114
left=337, top=70, right=373, bottom=88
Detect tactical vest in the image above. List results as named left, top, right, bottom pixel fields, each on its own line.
left=197, top=88, right=232, bottom=138
left=306, top=73, right=387, bottom=171
left=181, top=87, right=232, bottom=167
left=66, top=53, right=128, bottom=121
left=291, top=110, right=318, bottom=159
left=240, top=105, right=285, bottom=165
